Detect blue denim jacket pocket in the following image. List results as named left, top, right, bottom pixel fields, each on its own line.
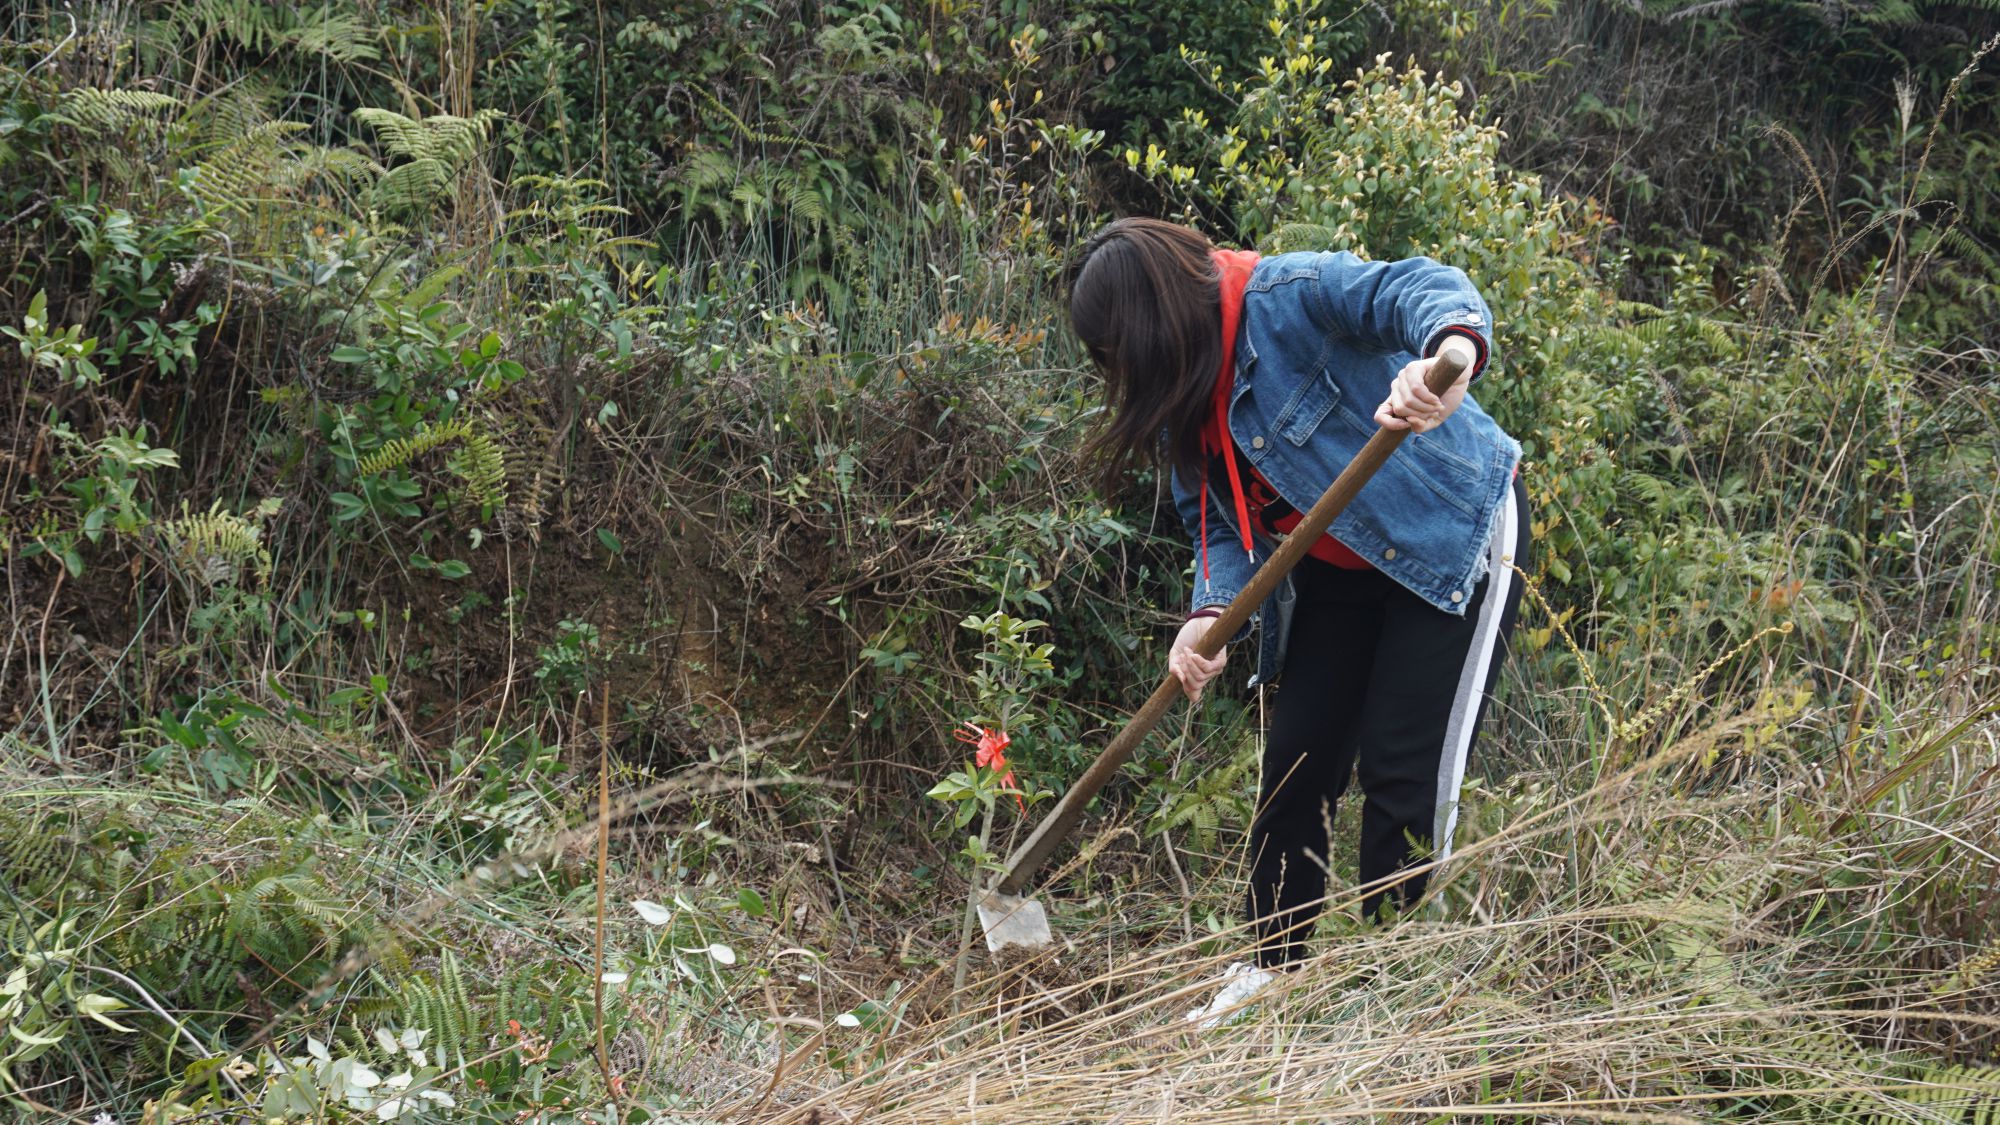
left=1409, top=429, right=1483, bottom=478
left=1275, top=370, right=1341, bottom=446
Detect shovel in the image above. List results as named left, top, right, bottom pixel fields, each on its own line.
left=976, top=337, right=1478, bottom=951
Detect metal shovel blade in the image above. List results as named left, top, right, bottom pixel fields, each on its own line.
left=976, top=889, right=1051, bottom=952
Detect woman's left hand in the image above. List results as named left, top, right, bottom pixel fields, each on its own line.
left=1375, top=355, right=1471, bottom=434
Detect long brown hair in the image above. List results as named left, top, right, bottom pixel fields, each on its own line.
left=1065, top=218, right=1222, bottom=494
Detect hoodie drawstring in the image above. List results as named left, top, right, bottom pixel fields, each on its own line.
left=1199, top=248, right=1261, bottom=584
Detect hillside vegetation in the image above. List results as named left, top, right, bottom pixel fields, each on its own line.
left=1, top=1, right=1996, bottom=1121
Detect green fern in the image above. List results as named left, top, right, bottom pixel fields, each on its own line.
left=169, top=98, right=371, bottom=247
left=394, top=950, right=480, bottom=1065
left=782, top=175, right=831, bottom=230
left=155, top=500, right=275, bottom=587
left=679, top=150, right=739, bottom=205
left=1826, top=1060, right=2000, bottom=1124
left=121, top=898, right=227, bottom=982
left=0, top=793, right=406, bottom=1099
left=354, top=107, right=502, bottom=215
left=1147, top=734, right=1258, bottom=854
left=1614, top=299, right=1740, bottom=356
left=361, top=419, right=498, bottom=500
left=1266, top=222, right=1345, bottom=254
left=185, top=120, right=311, bottom=213
left=445, top=429, right=509, bottom=509
left=495, top=969, right=544, bottom=1030
left=283, top=5, right=381, bottom=63
left=357, top=421, right=473, bottom=478
left=229, top=869, right=354, bottom=948
left=1935, top=224, right=1999, bottom=273
left=0, top=811, right=70, bottom=893
left=358, top=421, right=508, bottom=508
left=695, top=87, right=831, bottom=152
left=148, top=0, right=380, bottom=63
left=50, top=88, right=180, bottom=133
left=686, top=155, right=851, bottom=250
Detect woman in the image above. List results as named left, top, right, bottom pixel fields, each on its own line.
left=1065, top=218, right=1529, bottom=1022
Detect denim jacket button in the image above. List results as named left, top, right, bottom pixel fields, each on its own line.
left=1382, top=548, right=1397, bottom=560
left=1251, top=435, right=1266, bottom=449
left=1450, top=590, right=1464, bottom=603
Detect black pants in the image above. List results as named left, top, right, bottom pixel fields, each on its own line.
left=1249, top=477, right=1528, bottom=967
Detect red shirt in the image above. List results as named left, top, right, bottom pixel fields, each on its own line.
left=1241, top=453, right=1376, bottom=569
left=1201, top=440, right=1374, bottom=570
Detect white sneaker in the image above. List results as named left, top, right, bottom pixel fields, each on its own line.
left=1183, top=961, right=1277, bottom=1029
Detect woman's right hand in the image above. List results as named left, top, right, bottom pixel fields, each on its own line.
left=1168, top=616, right=1228, bottom=702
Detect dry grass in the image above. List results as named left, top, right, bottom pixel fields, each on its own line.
left=664, top=692, right=2000, bottom=1124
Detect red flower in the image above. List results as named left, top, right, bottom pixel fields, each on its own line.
left=957, top=722, right=1024, bottom=810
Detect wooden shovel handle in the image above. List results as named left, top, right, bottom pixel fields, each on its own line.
left=991, top=339, right=1474, bottom=897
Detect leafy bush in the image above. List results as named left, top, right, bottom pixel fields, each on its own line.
left=1430, top=0, right=2000, bottom=349
left=1074, top=0, right=1304, bottom=144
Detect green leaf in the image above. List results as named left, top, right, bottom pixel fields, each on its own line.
left=8, top=1021, right=67, bottom=1047
left=597, top=528, right=623, bottom=555
left=127, top=446, right=180, bottom=469
left=330, top=345, right=370, bottom=363
left=76, top=993, right=139, bottom=1033
left=848, top=998, right=893, bottom=1032
left=925, top=773, right=974, bottom=801
left=736, top=888, right=766, bottom=917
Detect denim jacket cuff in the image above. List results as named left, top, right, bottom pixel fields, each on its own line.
left=1424, top=325, right=1490, bottom=382
left=1188, top=595, right=1253, bottom=646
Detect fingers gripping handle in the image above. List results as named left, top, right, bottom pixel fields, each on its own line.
left=989, top=342, right=1471, bottom=898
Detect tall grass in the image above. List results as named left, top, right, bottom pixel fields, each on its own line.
left=10, top=639, right=1987, bottom=1119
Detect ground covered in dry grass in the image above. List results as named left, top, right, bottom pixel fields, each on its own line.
left=15, top=672, right=1992, bottom=1122
left=649, top=693, right=1999, bottom=1124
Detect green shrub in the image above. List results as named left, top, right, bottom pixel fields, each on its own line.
left=1074, top=0, right=1310, bottom=144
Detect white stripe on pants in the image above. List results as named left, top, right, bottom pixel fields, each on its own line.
left=1431, top=481, right=1521, bottom=862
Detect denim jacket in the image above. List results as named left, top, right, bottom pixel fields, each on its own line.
left=1170, top=251, right=1523, bottom=687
